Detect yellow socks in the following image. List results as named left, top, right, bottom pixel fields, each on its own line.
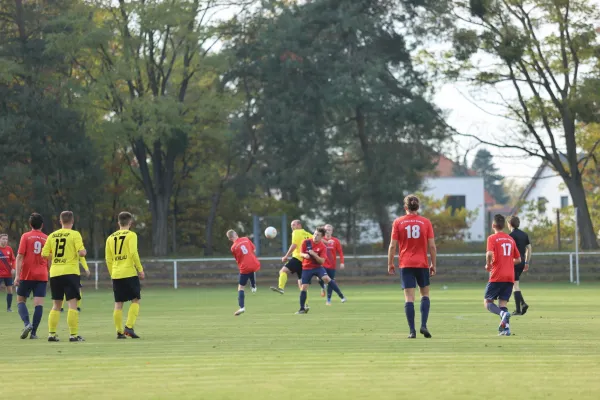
left=114, top=309, right=123, bottom=334
left=126, top=303, right=139, bottom=329
left=278, top=272, right=288, bottom=290
left=67, top=309, right=79, bottom=335
left=48, top=309, right=60, bottom=334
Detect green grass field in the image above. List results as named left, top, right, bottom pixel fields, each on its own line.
left=1, top=283, right=600, bottom=400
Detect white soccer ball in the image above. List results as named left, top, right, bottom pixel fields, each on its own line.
left=264, top=226, right=278, bottom=239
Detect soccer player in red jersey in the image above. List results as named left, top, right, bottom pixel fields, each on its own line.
left=318, top=224, right=346, bottom=304
left=14, top=213, right=48, bottom=339
left=227, top=230, right=261, bottom=316
left=297, top=227, right=346, bottom=314
left=0, top=233, right=16, bottom=312
left=388, top=195, right=437, bottom=339
left=484, top=214, right=521, bottom=336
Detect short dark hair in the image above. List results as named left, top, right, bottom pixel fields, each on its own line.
left=508, top=215, right=520, bottom=229
left=404, top=194, right=420, bottom=212
left=118, top=211, right=133, bottom=227
left=60, top=211, right=74, bottom=224
left=493, top=214, right=506, bottom=230
left=29, top=213, right=43, bottom=229
left=316, top=227, right=326, bottom=236
left=0, top=233, right=7, bottom=239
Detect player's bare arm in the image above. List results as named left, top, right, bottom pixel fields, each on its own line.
left=513, top=256, right=522, bottom=265
left=524, top=244, right=532, bottom=271
left=78, top=249, right=87, bottom=257
left=14, top=254, right=23, bottom=286
left=387, top=239, right=397, bottom=275
left=485, top=251, right=493, bottom=271
left=282, top=244, right=296, bottom=262
left=428, top=238, right=437, bottom=277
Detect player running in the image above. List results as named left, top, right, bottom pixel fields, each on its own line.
left=0, top=233, right=16, bottom=312
left=296, top=227, right=346, bottom=314
left=270, top=220, right=312, bottom=295
left=227, top=230, right=261, bottom=316
left=14, top=213, right=48, bottom=339
left=105, top=212, right=145, bottom=339
left=317, top=224, right=345, bottom=304
left=508, top=216, right=531, bottom=316
left=484, top=214, right=521, bottom=336
left=388, top=195, right=437, bottom=339
left=41, top=211, right=89, bottom=342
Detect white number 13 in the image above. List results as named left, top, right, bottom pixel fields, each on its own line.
left=405, top=225, right=421, bottom=239
left=501, top=243, right=512, bottom=256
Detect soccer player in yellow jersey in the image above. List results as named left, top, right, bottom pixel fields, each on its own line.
left=270, top=220, right=312, bottom=295
left=105, top=212, right=145, bottom=339
left=41, top=211, right=89, bottom=342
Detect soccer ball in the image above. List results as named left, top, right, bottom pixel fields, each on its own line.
left=264, top=226, right=278, bottom=239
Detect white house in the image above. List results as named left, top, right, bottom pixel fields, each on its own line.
left=513, top=159, right=572, bottom=227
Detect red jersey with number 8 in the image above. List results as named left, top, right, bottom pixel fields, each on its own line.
left=230, top=237, right=261, bottom=274
left=391, top=215, right=434, bottom=268
left=17, top=230, right=49, bottom=281
left=487, top=232, right=520, bottom=283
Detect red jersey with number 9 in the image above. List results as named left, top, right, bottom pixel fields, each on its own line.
left=230, top=237, right=261, bottom=274
left=487, top=232, right=520, bottom=283
left=391, top=215, right=434, bottom=268
left=18, top=230, right=49, bottom=281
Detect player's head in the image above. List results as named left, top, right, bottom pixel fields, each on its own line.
left=0, top=234, right=7, bottom=247
left=404, top=194, right=420, bottom=213
left=324, top=224, right=333, bottom=237
left=313, top=227, right=326, bottom=242
left=508, top=215, right=520, bottom=230
left=29, top=213, right=44, bottom=230
left=492, top=214, right=506, bottom=232
left=226, top=229, right=238, bottom=242
left=291, top=220, right=302, bottom=230
left=118, top=211, right=133, bottom=229
left=60, top=211, right=74, bottom=227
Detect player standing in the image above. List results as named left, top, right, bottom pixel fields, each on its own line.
left=388, top=195, right=437, bottom=339
left=105, top=212, right=145, bottom=339
left=41, top=211, right=89, bottom=342
left=0, top=233, right=16, bottom=312
left=484, top=214, right=521, bottom=336
left=270, top=220, right=312, bottom=295
left=296, top=227, right=346, bottom=314
left=227, top=230, right=261, bottom=316
left=14, top=213, right=48, bottom=339
left=508, top=216, right=531, bottom=315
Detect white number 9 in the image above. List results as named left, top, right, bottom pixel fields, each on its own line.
left=33, top=241, right=42, bottom=254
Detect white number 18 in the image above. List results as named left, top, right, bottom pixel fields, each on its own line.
left=405, top=225, right=421, bottom=239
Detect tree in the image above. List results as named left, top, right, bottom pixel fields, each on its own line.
left=435, top=0, right=600, bottom=249
left=471, top=149, right=508, bottom=204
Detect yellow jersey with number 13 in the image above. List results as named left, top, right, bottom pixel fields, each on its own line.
left=41, top=229, right=85, bottom=277
left=105, top=229, right=143, bottom=279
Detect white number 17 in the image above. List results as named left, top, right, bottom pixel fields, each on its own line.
left=501, top=243, right=512, bottom=256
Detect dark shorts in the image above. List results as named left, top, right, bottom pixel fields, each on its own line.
left=285, top=257, right=303, bottom=279
left=514, top=265, right=525, bottom=281
left=17, top=280, right=47, bottom=298
left=50, top=274, right=81, bottom=301
left=301, top=267, right=328, bottom=285
left=484, top=282, right=513, bottom=301
left=322, top=268, right=336, bottom=280
left=113, top=276, right=141, bottom=303
left=239, top=272, right=257, bottom=286
left=0, top=277, right=13, bottom=287
left=401, top=268, right=430, bottom=289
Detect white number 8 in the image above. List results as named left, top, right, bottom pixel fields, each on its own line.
left=240, top=245, right=249, bottom=255
left=33, top=241, right=42, bottom=254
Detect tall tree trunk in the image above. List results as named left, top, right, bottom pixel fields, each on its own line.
left=204, top=186, right=223, bottom=256
left=565, top=177, right=598, bottom=250
left=355, top=106, right=391, bottom=249
left=151, top=194, right=170, bottom=256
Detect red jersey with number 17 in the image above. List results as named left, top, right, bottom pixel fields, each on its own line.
left=487, top=232, right=520, bottom=283
left=230, top=237, right=261, bottom=274
left=18, top=230, right=49, bottom=281
left=391, top=215, right=434, bottom=268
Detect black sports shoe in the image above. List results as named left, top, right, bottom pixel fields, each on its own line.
left=420, top=327, right=432, bottom=338
left=521, top=304, right=529, bottom=315
left=77, top=307, right=81, bottom=312
left=295, top=309, right=309, bottom=314
left=30, top=334, right=39, bottom=340
left=270, top=287, right=284, bottom=294
left=48, top=335, right=60, bottom=342
left=512, top=311, right=522, bottom=316
left=60, top=308, right=64, bottom=312
left=117, top=333, right=127, bottom=340
left=69, top=335, right=85, bottom=342
left=21, top=324, right=33, bottom=339
left=408, top=331, right=417, bottom=339
left=124, top=327, right=140, bottom=339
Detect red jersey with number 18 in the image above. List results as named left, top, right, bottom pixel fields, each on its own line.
left=487, top=232, right=520, bottom=283
left=391, top=215, right=434, bottom=269
left=230, top=237, right=261, bottom=274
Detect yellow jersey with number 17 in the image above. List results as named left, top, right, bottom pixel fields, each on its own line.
left=105, top=229, right=143, bottom=279
left=41, top=229, right=86, bottom=278
left=292, top=229, right=313, bottom=261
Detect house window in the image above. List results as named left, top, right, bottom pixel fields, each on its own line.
left=560, top=196, right=569, bottom=208
left=446, top=195, right=466, bottom=216
left=537, top=197, right=548, bottom=214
